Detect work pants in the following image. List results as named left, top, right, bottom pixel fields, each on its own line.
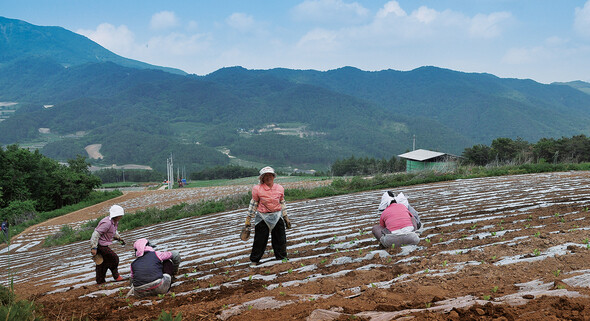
left=250, top=218, right=287, bottom=263
left=96, top=245, right=120, bottom=284
left=372, top=224, right=419, bottom=248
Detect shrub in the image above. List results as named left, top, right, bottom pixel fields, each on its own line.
left=0, top=285, right=15, bottom=306
left=0, top=285, right=42, bottom=320
left=155, top=310, right=182, bottom=321
left=0, top=200, right=37, bottom=226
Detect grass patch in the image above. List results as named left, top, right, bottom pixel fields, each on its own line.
left=3, top=190, right=122, bottom=242
left=0, top=283, right=43, bottom=320
left=186, top=175, right=330, bottom=188
left=43, top=194, right=251, bottom=247
left=100, top=182, right=147, bottom=188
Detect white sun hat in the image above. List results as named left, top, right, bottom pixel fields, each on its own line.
left=109, top=205, right=125, bottom=219
left=259, top=166, right=276, bottom=179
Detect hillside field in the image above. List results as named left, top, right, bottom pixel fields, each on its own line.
left=2, top=172, right=590, bottom=320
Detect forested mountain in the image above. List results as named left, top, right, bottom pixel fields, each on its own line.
left=210, top=67, right=590, bottom=144
left=554, top=80, right=590, bottom=95
left=0, top=16, right=185, bottom=75
left=2, top=17, right=590, bottom=172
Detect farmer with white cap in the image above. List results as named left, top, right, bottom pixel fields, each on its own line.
left=90, top=204, right=127, bottom=284
left=242, top=166, right=291, bottom=267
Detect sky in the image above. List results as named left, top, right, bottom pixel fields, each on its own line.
left=2, top=0, right=590, bottom=84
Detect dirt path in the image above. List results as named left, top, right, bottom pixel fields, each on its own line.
left=3, top=172, right=590, bottom=320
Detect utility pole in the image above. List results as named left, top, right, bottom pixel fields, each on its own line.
left=413, top=135, right=416, bottom=151
left=167, top=153, right=173, bottom=190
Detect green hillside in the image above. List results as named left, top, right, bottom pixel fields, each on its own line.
left=2, top=17, right=590, bottom=172
left=553, top=80, right=590, bottom=95
left=229, top=66, right=590, bottom=144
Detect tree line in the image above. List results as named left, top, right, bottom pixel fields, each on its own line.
left=462, top=135, right=590, bottom=166
left=330, top=134, right=590, bottom=176
left=190, top=165, right=259, bottom=180
left=93, top=168, right=164, bottom=184
left=0, top=145, right=100, bottom=225
left=331, top=155, right=406, bottom=176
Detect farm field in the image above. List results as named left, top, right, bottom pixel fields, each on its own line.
left=2, top=171, right=590, bottom=320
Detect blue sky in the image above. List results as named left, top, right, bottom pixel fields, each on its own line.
left=2, top=0, right=590, bottom=83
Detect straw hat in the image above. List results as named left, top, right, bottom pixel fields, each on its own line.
left=92, top=254, right=104, bottom=265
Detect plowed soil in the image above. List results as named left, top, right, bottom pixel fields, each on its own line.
left=2, top=172, right=590, bottom=320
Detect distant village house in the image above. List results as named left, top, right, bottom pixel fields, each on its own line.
left=398, top=149, right=461, bottom=172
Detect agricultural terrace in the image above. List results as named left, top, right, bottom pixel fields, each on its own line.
left=1, top=172, right=590, bottom=320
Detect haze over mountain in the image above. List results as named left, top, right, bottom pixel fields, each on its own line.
left=1, top=17, right=590, bottom=173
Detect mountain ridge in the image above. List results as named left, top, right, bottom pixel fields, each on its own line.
left=0, top=16, right=186, bottom=75
left=2, top=17, right=590, bottom=172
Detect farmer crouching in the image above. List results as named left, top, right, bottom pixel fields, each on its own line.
left=372, top=191, right=421, bottom=249
left=126, top=238, right=181, bottom=298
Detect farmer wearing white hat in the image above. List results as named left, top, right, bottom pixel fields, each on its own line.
left=242, top=166, right=291, bottom=267
left=90, top=204, right=127, bottom=284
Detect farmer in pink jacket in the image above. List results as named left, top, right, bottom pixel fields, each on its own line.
left=126, top=238, right=181, bottom=298
left=372, top=192, right=420, bottom=248
left=243, top=166, right=292, bottom=267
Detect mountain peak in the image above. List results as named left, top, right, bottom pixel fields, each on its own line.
left=0, top=16, right=186, bottom=75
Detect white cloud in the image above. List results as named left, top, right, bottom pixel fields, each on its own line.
left=574, top=0, right=590, bottom=37
left=226, top=13, right=255, bottom=31
left=500, top=43, right=590, bottom=82
left=77, top=23, right=135, bottom=55
left=469, top=12, right=512, bottom=39
left=545, top=36, right=569, bottom=46
left=369, top=3, right=509, bottom=41
left=144, top=33, right=209, bottom=56
left=186, top=20, right=199, bottom=32
left=77, top=21, right=211, bottom=73
left=297, top=28, right=340, bottom=51
left=292, top=0, right=369, bottom=24
left=376, top=1, right=406, bottom=18
left=412, top=6, right=437, bottom=24
left=502, top=47, right=538, bottom=64
left=150, top=11, right=179, bottom=30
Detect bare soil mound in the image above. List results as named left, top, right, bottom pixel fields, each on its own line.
left=2, top=172, right=590, bottom=320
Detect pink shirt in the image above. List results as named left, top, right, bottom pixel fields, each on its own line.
left=129, top=250, right=172, bottom=279
left=252, top=183, right=284, bottom=213
left=95, top=216, right=119, bottom=246
left=380, top=203, right=413, bottom=232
